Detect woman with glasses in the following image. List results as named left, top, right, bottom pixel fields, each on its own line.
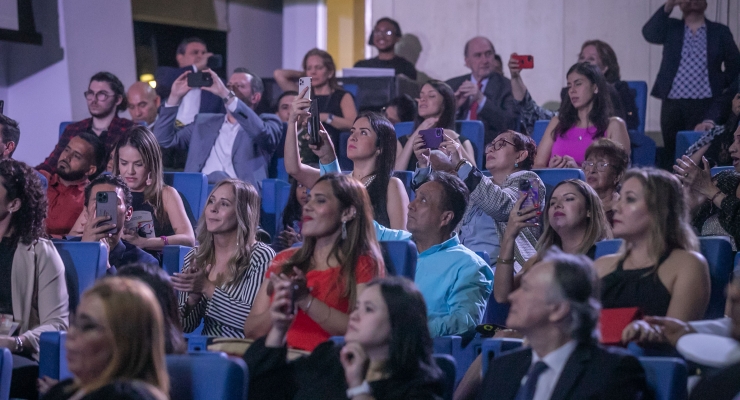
left=354, top=18, right=417, bottom=80
left=582, top=139, right=631, bottom=225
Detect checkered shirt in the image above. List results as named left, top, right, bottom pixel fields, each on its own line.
left=668, top=25, right=713, bottom=99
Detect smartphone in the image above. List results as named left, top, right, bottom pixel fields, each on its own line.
left=95, top=191, right=118, bottom=234
left=419, top=128, right=444, bottom=150
left=289, top=282, right=301, bottom=314
left=518, top=178, right=540, bottom=223
left=206, top=54, right=223, bottom=70
left=298, top=77, right=312, bottom=100
left=307, top=100, right=322, bottom=147
left=512, top=54, right=534, bottom=69
left=187, top=72, right=213, bottom=88
left=0, top=100, right=4, bottom=114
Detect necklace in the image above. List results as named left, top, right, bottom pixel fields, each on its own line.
left=353, top=172, right=377, bottom=187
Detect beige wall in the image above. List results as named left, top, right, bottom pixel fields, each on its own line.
left=371, top=0, right=740, bottom=134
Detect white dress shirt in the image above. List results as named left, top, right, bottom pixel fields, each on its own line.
left=689, top=318, right=732, bottom=337
left=175, top=65, right=202, bottom=125
left=201, top=99, right=239, bottom=178
left=527, top=340, right=578, bottom=400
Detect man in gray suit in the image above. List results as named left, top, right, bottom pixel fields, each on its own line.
left=154, top=67, right=282, bottom=190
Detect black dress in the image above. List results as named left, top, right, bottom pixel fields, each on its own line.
left=600, top=252, right=672, bottom=316
left=692, top=171, right=740, bottom=249
left=42, top=379, right=164, bottom=400
left=243, top=337, right=445, bottom=400
left=316, top=89, right=352, bottom=150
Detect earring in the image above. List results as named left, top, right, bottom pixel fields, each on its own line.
left=514, top=162, right=519, bottom=168
left=341, top=220, right=347, bottom=240
left=146, top=173, right=152, bottom=186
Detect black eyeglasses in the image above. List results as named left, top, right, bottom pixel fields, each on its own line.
left=485, top=139, right=515, bottom=152
left=580, top=161, right=611, bottom=172
left=84, top=90, right=113, bottom=102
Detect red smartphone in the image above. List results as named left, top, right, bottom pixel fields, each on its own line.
left=419, top=128, right=444, bottom=149
left=513, top=54, right=534, bottom=69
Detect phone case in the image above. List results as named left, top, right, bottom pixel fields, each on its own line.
left=518, top=178, right=540, bottom=223
left=419, top=128, right=444, bottom=149
left=513, top=55, right=534, bottom=69
left=96, top=191, right=118, bottom=234
left=298, top=77, right=312, bottom=100
left=307, top=100, right=322, bottom=147
left=187, top=72, right=213, bottom=88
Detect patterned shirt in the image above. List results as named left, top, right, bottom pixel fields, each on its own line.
left=668, top=25, right=713, bottom=99
left=179, top=242, right=276, bottom=338
left=40, top=171, right=88, bottom=237
left=36, top=116, right=134, bottom=174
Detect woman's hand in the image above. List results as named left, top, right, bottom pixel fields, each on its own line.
left=267, top=273, right=298, bottom=334
left=172, top=264, right=215, bottom=299
left=643, top=316, right=695, bottom=347
left=310, top=124, right=337, bottom=165
left=289, top=88, right=311, bottom=124
left=121, top=228, right=147, bottom=248
left=505, top=194, right=540, bottom=241
left=508, top=53, right=523, bottom=79
left=621, top=320, right=664, bottom=344
left=340, top=342, right=369, bottom=388
left=412, top=133, right=431, bottom=168
left=674, top=156, right=716, bottom=198
left=277, top=226, right=301, bottom=249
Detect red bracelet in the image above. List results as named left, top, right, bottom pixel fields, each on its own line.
left=160, top=236, right=169, bottom=246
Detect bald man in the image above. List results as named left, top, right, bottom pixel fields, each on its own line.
left=127, top=81, right=161, bottom=129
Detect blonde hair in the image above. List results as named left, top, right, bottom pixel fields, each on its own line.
left=195, top=179, right=261, bottom=287
left=79, top=277, right=169, bottom=397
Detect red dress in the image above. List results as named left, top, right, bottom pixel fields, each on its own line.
left=267, top=248, right=383, bottom=351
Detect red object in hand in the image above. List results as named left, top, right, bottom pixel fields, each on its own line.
left=512, top=54, right=534, bottom=69
left=599, top=307, right=642, bottom=345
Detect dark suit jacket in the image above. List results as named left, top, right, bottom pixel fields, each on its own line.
left=154, top=66, right=225, bottom=114
left=642, top=6, right=740, bottom=100
left=446, top=73, right=519, bottom=143
left=479, top=342, right=651, bottom=400
left=689, top=360, right=740, bottom=400
left=154, top=99, right=282, bottom=191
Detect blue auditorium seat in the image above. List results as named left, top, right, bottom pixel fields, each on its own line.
left=380, top=240, right=418, bottom=279
left=260, top=178, right=290, bottom=239
left=481, top=338, right=524, bottom=375
left=392, top=170, right=415, bottom=201
left=639, top=357, right=688, bottom=400
left=711, top=166, right=734, bottom=176
left=166, top=354, right=248, bottom=400
left=59, top=121, right=72, bottom=137
left=626, top=81, right=647, bottom=135
left=675, top=131, right=702, bottom=160
left=38, top=332, right=71, bottom=381
left=162, top=245, right=193, bottom=275
left=594, top=239, right=624, bottom=259
left=456, top=120, right=486, bottom=168
left=53, top=241, right=108, bottom=312
left=163, top=172, right=209, bottom=222
left=531, top=120, right=550, bottom=145
left=0, top=347, right=11, bottom=400
left=533, top=169, right=585, bottom=203
left=700, top=236, right=735, bottom=319
left=433, top=354, right=457, bottom=400
left=629, top=130, right=657, bottom=166
left=394, top=121, right=414, bottom=138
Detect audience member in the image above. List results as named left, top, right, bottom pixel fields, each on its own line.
left=42, top=277, right=169, bottom=400
left=406, top=172, right=492, bottom=337
left=275, top=90, right=298, bottom=123
left=397, top=80, right=475, bottom=171
left=37, top=72, right=133, bottom=174
left=285, top=100, right=409, bottom=229
left=154, top=37, right=224, bottom=126
left=494, top=179, right=612, bottom=302
left=446, top=36, right=518, bottom=143
left=244, top=174, right=385, bottom=351
left=643, top=0, right=740, bottom=168
left=272, top=177, right=308, bottom=252
left=354, top=17, right=417, bottom=80
left=175, top=179, right=275, bottom=337
left=492, top=53, right=504, bottom=76
left=126, top=81, right=161, bottom=128
left=0, top=112, right=47, bottom=190
left=583, top=138, right=631, bottom=225
left=155, top=68, right=282, bottom=187
left=244, top=276, right=444, bottom=399
left=42, top=132, right=106, bottom=237
left=274, top=48, right=358, bottom=147
left=594, top=168, right=710, bottom=338
left=0, top=159, right=68, bottom=399
left=117, top=263, right=187, bottom=354
left=686, top=76, right=740, bottom=166
left=534, top=62, right=630, bottom=168
left=383, top=94, right=417, bottom=125
left=477, top=248, right=650, bottom=400
left=73, top=174, right=158, bottom=271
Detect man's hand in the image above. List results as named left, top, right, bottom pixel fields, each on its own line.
left=194, top=52, right=214, bottom=72
left=643, top=316, right=695, bottom=347
left=454, top=81, right=483, bottom=108
left=81, top=204, right=116, bottom=243
left=200, top=69, right=230, bottom=100
left=167, top=71, right=192, bottom=106
left=429, top=149, right=456, bottom=173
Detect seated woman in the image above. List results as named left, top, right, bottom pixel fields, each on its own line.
left=685, top=79, right=740, bottom=167
left=583, top=138, right=630, bottom=225
left=42, top=277, right=169, bottom=400
left=244, top=174, right=385, bottom=351
left=594, top=168, right=711, bottom=341
left=285, top=95, right=409, bottom=229
left=354, top=17, right=417, bottom=80
left=272, top=177, right=309, bottom=252
left=533, top=62, right=630, bottom=169
left=396, top=80, right=476, bottom=171
left=244, top=276, right=443, bottom=399
left=274, top=48, right=357, bottom=148
left=0, top=160, right=68, bottom=399
left=494, top=179, right=612, bottom=302
left=383, top=94, right=417, bottom=125
left=677, top=125, right=740, bottom=250
left=511, top=39, right=639, bottom=134
left=174, top=179, right=276, bottom=337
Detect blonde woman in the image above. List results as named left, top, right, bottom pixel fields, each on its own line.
left=173, top=179, right=276, bottom=337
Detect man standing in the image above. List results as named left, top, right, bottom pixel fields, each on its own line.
left=643, top=0, right=740, bottom=168
left=126, top=81, right=161, bottom=129
left=37, top=72, right=133, bottom=174
left=155, top=68, right=281, bottom=189
left=446, top=37, right=518, bottom=143
left=480, top=248, right=650, bottom=399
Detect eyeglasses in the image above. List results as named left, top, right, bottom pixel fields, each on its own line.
left=485, top=139, right=515, bottom=152
left=84, top=90, right=114, bottom=102
left=580, top=161, right=611, bottom=172
left=373, top=29, right=396, bottom=37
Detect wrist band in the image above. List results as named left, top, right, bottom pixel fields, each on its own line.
left=454, top=159, right=469, bottom=172
left=161, top=236, right=169, bottom=246
left=496, top=257, right=515, bottom=265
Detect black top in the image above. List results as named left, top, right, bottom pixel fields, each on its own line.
left=689, top=360, right=740, bottom=400
left=354, top=56, right=417, bottom=80
left=600, top=252, right=672, bottom=316
left=0, top=239, right=16, bottom=315
left=692, top=170, right=740, bottom=246
left=42, top=379, right=164, bottom=400
left=131, top=192, right=174, bottom=238
left=243, top=337, right=445, bottom=400
left=315, top=89, right=352, bottom=150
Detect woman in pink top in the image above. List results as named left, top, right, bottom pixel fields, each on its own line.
left=534, top=62, right=630, bottom=169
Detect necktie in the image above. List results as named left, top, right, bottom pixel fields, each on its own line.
left=469, top=81, right=484, bottom=120
left=514, top=361, right=549, bottom=400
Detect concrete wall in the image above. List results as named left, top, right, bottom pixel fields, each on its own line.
left=227, top=1, right=283, bottom=77
left=371, top=0, right=740, bottom=134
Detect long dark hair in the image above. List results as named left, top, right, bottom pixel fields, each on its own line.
left=580, top=40, right=621, bottom=83
left=554, top=62, right=613, bottom=140
left=280, top=177, right=304, bottom=230
left=413, top=80, right=456, bottom=131
left=280, top=174, right=384, bottom=307
left=356, top=112, right=396, bottom=227
left=367, top=276, right=443, bottom=381
left=0, top=159, right=46, bottom=247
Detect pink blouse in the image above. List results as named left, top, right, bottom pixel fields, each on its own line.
left=549, top=126, right=599, bottom=165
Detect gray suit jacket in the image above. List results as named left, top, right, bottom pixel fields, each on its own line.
left=155, top=99, right=282, bottom=190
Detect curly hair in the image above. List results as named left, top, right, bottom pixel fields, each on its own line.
left=0, top=159, right=47, bottom=246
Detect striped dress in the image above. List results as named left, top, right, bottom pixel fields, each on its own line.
left=178, top=242, right=275, bottom=338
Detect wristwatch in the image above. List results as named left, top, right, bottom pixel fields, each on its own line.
left=326, top=113, right=334, bottom=124
left=346, top=381, right=371, bottom=398
left=223, top=90, right=236, bottom=104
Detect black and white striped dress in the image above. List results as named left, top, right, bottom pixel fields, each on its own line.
left=178, top=242, right=275, bottom=338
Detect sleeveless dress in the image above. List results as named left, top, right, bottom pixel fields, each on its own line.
left=549, top=126, right=598, bottom=165
left=600, top=252, right=672, bottom=316
left=298, top=89, right=352, bottom=165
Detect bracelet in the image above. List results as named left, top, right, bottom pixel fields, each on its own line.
left=161, top=236, right=169, bottom=246
left=302, top=295, right=314, bottom=312
left=14, top=336, right=23, bottom=353
left=454, top=159, right=469, bottom=172
left=496, top=257, right=515, bottom=265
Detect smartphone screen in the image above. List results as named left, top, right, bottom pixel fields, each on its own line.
left=298, top=77, right=312, bottom=100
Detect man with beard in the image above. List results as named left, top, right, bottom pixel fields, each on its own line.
left=154, top=67, right=281, bottom=189
left=40, top=132, right=106, bottom=237
left=37, top=72, right=133, bottom=174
